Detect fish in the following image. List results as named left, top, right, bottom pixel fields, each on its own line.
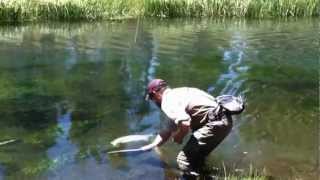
left=110, top=134, right=154, bottom=147
left=108, top=148, right=144, bottom=154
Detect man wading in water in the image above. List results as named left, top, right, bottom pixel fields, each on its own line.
left=140, top=79, right=244, bottom=178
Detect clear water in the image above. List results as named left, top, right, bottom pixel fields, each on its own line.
left=0, top=18, right=318, bottom=180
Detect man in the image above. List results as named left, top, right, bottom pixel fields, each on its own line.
left=141, top=79, right=235, bottom=176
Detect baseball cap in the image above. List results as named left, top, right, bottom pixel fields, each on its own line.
left=145, top=79, right=167, bottom=100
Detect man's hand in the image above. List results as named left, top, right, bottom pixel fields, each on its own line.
left=140, top=134, right=167, bottom=151
left=140, top=144, right=154, bottom=152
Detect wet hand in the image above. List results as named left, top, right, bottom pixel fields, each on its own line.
left=140, top=144, right=154, bottom=151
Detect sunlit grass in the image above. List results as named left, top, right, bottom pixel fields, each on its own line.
left=145, top=0, right=319, bottom=18
left=0, top=0, right=319, bottom=22
left=203, top=163, right=269, bottom=180
left=222, top=164, right=269, bottom=180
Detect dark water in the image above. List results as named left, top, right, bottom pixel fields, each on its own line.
left=0, top=19, right=318, bottom=180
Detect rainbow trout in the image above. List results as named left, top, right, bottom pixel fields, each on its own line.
left=110, top=134, right=154, bottom=146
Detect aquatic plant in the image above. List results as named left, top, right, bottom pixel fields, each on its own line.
left=0, top=0, right=319, bottom=22
left=220, top=163, right=268, bottom=180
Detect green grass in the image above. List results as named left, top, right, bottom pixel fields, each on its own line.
left=0, top=0, right=319, bottom=22
left=221, top=164, right=269, bottom=180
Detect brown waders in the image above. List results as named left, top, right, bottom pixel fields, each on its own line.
left=176, top=110, right=233, bottom=177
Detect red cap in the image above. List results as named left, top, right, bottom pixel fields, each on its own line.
left=145, top=79, right=167, bottom=100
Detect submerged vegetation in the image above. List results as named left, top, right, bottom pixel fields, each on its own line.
left=0, top=0, right=319, bottom=22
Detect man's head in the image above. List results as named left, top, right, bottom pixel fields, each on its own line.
left=145, top=79, right=168, bottom=106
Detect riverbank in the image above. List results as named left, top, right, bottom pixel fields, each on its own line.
left=0, top=0, right=319, bottom=22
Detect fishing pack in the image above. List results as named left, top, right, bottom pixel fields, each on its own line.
left=216, top=95, right=245, bottom=115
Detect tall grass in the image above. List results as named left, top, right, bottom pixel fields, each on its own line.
left=0, top=0, right=319, bottom=22
left=144, top=0, right=320, bottom=18
left=0, top=0, right=107, bottom=22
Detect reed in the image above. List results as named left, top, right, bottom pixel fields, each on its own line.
left=144, top=0, right=320, bottom=18
left=0, top=0, right=319, bottom=22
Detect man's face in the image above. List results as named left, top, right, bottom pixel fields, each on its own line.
left=150, top=92, right=162, bottom=108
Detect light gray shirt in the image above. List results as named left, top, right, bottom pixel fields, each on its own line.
left=161, top=87, right=218, bottom=130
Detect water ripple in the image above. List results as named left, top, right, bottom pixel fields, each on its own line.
left=210, top=32, right=249, bottom=96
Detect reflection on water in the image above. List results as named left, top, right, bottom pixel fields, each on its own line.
left=216, top=32, right=248, bottom=96
left=0, top=165, right=3, bottom=180
left=0, top=19, right=318, bottom=180
left=139, top=32, right=161, bottom=134
left=46, top=102, right=78, bottom=175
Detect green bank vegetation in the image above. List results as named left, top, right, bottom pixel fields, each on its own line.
left=0, top=0, right=319, bottom=22
left=200, top=163, right=269, bottom=180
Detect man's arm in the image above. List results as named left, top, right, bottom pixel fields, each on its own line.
left=172, top=120, right=190, bottom=144
left=140, top=119, right=191, bottom=151
left=140, top=130, right=172, bottom=151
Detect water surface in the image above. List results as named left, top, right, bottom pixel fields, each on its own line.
left=0, top=18, right=318, bottom=180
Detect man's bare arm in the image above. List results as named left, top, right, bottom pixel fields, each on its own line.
left=172, top=120, right=190, bottom=144
left=140, top=130, right=172, bottom=151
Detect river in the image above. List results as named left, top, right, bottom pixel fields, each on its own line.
left=0, top=18, right=318, bottom=180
